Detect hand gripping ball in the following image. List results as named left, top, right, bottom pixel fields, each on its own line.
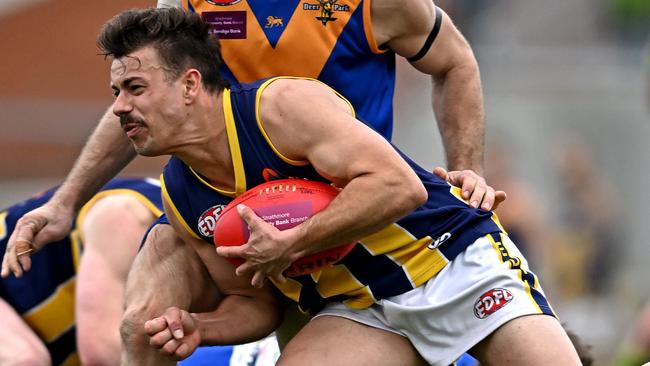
left=213, top=179, right=356, bottom=277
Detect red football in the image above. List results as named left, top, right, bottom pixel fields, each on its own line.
left=213, top=179, right=356, bottom=277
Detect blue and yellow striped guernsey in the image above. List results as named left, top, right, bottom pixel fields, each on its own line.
left=161, top=77, right=504, bottom=313
left=0, top=178, right=163, bottom=366
left=183, top=0, right=396, bottom=139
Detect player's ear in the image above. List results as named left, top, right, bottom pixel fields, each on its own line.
left=182, top=69, right=202, bottom=102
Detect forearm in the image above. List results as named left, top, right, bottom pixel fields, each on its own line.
left=291, top=174, right=426, bottom=259
left=193, top=295, right=281, bottom=346
left=432, top=62, right=485, bottom=173
left=51, top=107, right=136, bottom=211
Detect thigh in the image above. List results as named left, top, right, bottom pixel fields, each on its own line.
left=0, top=297, right=51, bottom=365
left=471, top=314, right=581, bottom=366
left=278, top=315, right=427, bottom=366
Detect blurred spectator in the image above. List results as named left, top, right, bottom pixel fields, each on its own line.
left=484, top=142, right=549, bottom=271
left=549, top=141, right=622, bottom=299
left=612, top=42, right=650, bottom=365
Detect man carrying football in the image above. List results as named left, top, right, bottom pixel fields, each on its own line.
left=4, top=8, right=581, bottom=366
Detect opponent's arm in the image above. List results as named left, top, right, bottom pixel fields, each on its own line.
left=218, top=79, right=427, bottom=286
left=374, top=0, right=484, bottom=173
left=1, top=108, right=136, bottom=278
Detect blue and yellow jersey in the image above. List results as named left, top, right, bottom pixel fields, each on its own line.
left=183, top=0, right=396, bottom=138
left=161, top=77, right=503, bottom=313
left=0, top=178, right=162, bottom=366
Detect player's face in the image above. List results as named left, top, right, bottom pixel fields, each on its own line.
left=110, top=47, right=186, bottom=156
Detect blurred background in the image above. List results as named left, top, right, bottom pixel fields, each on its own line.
left=1, top=0, right=649, bottom=364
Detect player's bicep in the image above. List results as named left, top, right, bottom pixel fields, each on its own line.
left=406, top=8, right=475, bottom=76
left=259, top=80, right=394, bottom=185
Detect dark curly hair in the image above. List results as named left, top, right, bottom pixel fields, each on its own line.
left=97, top=7, right=229, bottom=93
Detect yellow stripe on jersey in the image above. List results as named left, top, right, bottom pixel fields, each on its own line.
left=186, top=1, right=362, bottom=82
left=61, top=352, right=80, bottom=366
left=360, top=223, right=418, bottom=254
left=0, top=211, right=8, bottom=241
left=182, top=92, right=246, bottom=197
left=223, top=88, right=248, bottom=196
left=161, top=175, right=202, bottom=240
left=254, top=76, right=356, bottom=165
left=73, top=188, right=165, bottom=263
left=69, top=229, right=82, bottom=273
left=22, top=277, right=76, bottom=342
left=255, top=77, right=309, bottom=166
left=271, top=278, right=303, bottom=304
left=342, top=287, right=376, bottom=309
left=487, top=233, right=543, bottom=314
left=403, top=242, right=449, bottom=286
left=314, top=265, right=364, bottom=298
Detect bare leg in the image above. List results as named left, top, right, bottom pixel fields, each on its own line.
left=278, top=315, right=427, bottom=366
left=120, top=224, right=220, bottom=366
left=471, top=314, right=581, bottom=366
left=0, top=298, right=51, bottom=366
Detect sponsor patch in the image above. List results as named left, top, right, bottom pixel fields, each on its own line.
left=202, top=11, right=247, bottom=39
left=474, top=288, right=513, bottom=319
left=198, top=204, right=225, bottom=237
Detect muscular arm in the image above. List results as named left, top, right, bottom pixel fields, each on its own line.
left=373, top=0, right=485, bottom=173
left=53, top=108, right=136, bottom=212
left=160, top=199, right=282, bottom=346
left=221, top=79, right=427, bottom=285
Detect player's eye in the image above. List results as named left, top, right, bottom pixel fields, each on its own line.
left=130, top=85, right=144, bottom=94
left=112, top=89, right=120, bottom=98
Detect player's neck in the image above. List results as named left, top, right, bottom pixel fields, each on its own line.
left=174, top=92, right=236, bottom=191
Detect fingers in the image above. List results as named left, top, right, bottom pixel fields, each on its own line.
left=433, top=166, right=449, bottom=181
left=440, top=169, right=507, bottom=211
left=237, top=204, right=260, bottom=230
left=251, top=271, right=266, bottom=288
left=1, top=219, right=40, bottom=278
left=145, top=308, right=198, bottom=360
left=492, top=190, right=508, bottom=210
left=163, top=307, right=186, bottom=339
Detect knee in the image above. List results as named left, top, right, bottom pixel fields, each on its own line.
left=120, top=305, right=153, bottom=351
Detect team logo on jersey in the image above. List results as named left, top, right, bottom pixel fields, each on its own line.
left=474, top=288, right=513, bottom=319
left=206, top=0, right=242, bottom=6
left=262, top=168, right=282, bottom=182
left=197, top=204, right=226, bottom=237
left=303, top=0, right=350, bottom=26
left=428, top=232, right=451, bottom=249
left=265, top=16, right=284, bottom=28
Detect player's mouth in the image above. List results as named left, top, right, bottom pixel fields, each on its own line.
left=122, top=123, right=144, bottom=138
left=120, top=115, right=147, bottom=138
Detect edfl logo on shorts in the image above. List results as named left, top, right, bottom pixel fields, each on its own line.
left=474, top=288, right=513, bottom=319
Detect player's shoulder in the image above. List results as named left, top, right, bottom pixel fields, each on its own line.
left=370, top=0, right=436, bottom=42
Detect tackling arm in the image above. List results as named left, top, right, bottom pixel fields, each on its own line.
left=1, top=107, right=136, bottom=278
left=374, top=0, right=485, bottom=173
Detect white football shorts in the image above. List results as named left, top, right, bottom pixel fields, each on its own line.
left=314, top=232, right=555, bottom=366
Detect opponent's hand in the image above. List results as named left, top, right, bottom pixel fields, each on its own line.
left=1, top=202, right=74, bottom=278
left=144, top=307, right=201, bottom=361
left=216, top=204, right=293, bottom=288
left=433, top=167, right=507, bottom=211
